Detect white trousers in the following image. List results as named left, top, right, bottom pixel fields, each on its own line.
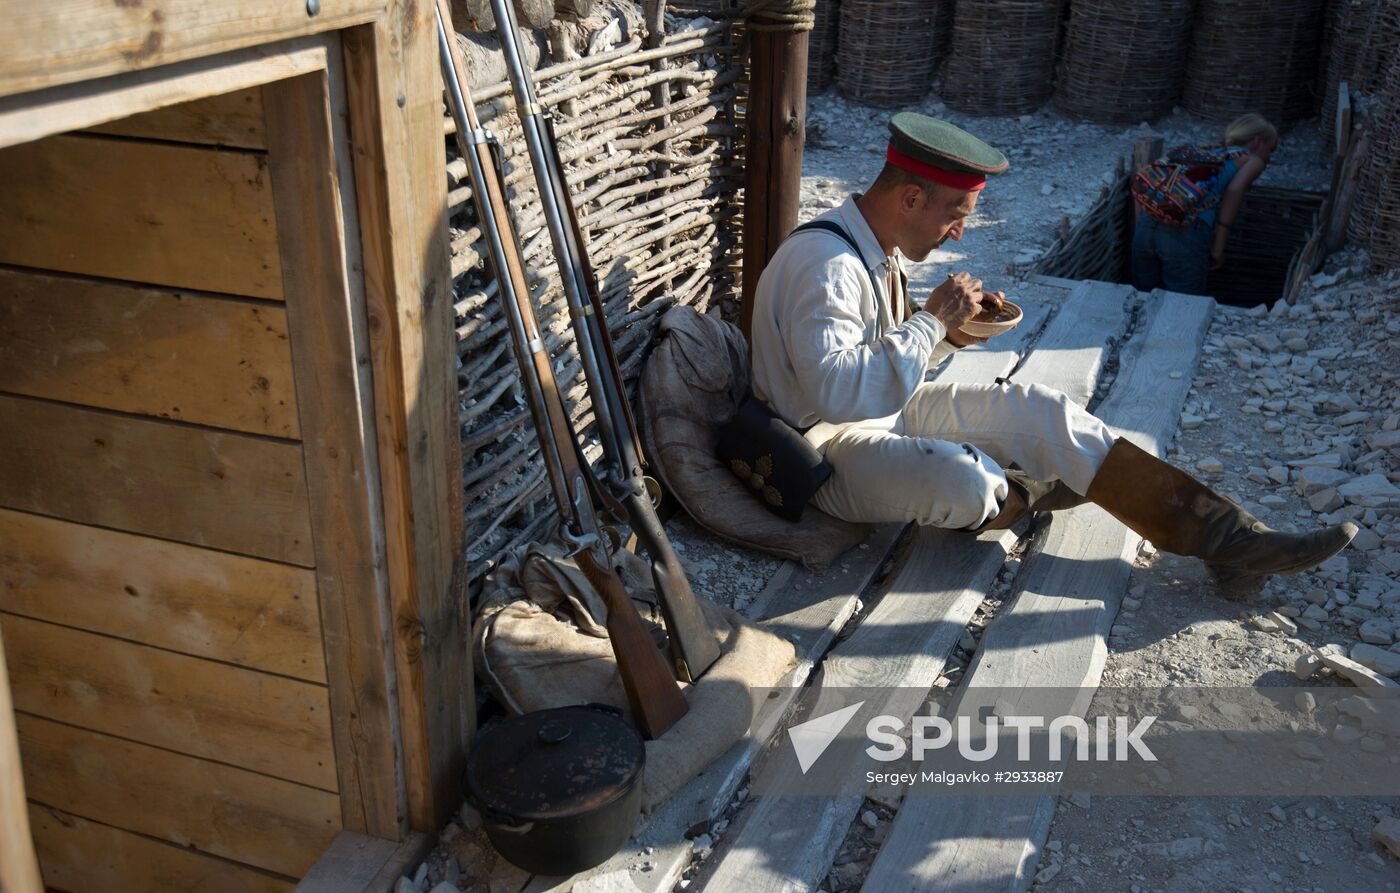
left=810, top=381, right=1118, bottom=530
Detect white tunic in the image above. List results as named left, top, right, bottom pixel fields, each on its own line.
left=746, top=195, right=1117, bottom=530
left=749, top=196, right=958, bottom=432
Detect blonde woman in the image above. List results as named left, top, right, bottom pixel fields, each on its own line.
left=1131, top=113, right=1279, bottom=295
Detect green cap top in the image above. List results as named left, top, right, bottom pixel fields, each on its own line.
left=887, top=113, right=1009, bottom=188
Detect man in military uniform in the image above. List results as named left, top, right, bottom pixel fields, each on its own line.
left=749, top=112, right=1354, bottom=586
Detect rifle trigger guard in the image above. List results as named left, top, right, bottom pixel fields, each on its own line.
left=644, top=476, right=663, bottom=509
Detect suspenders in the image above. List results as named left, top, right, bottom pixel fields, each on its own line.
left=790, top=219, right=912, bottom=317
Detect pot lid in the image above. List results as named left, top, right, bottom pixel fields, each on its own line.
left=465, top=704, right=646, bottom=821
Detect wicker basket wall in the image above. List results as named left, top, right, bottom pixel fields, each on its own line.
left=808, top=0, right=840, bottom=92
left=940, top=0, right=1064, bottom=116
left=1181, top=0, right=1326, bottom=127
left=836, top=0, right=950, bottom=107
left=1322, top=0, right=1396, bottom=132
left=1350, top=1, right=1400, bottom=269
left=1054, top=0, right=1195, bottom=124
left=448, top=21, right=747, bottom=584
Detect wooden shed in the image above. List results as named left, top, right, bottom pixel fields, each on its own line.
left=0, top=2, right=472, bottom=888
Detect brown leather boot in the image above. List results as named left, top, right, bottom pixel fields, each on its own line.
left=1085, top=439, right=1358, bottom=584
left=975, top=471, right=1088, bottom=531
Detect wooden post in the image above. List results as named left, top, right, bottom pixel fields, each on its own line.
left=740, top=25, right=810, bottom=340
left=643, top=0, right=674, bottom=288
left=1127, top=135, right=1162, bottom=246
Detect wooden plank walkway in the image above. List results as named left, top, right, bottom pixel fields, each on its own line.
left=861, top=289, right=1214, bottom=893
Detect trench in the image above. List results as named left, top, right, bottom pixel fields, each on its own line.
left=1029, top=176, right=1326, bottom=308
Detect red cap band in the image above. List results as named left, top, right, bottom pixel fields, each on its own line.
left=887, top=144, right=988, bottom=191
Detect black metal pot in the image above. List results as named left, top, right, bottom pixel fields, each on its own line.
left=464, top=704, right=645, bottom=875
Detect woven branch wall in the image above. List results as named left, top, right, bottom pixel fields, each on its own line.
left=1182, top=0, right=1326, bottom=127
left=836, top=0, right=950, bottom=107
left=1322, top=0, right=1396, bottom=132
left=1027, top=172, right=1132, bottom=282
left=1054, top=0, right=1194, bottom=124
left=1351, top=0, right=1400, bottom=269
left=940, top=0, right=1064, bottom=116
left=808, top=0, right=839, bottom=93
left=448, top=21, right=746, bottom=580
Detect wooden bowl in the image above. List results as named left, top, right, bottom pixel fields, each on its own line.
left=958, top=300, right=1023, bottom=338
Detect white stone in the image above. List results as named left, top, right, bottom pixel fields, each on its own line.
left=1296, top=652, right=1323, bottom=679
left=1354, top=527, right=1384, bottom=552
left=1308, top=488, right=1345, bottom=513
left=1197, top=457, right=1224, bottom=474
left=1332, top=724, right=1363, bottom=745
left=1359, top=619, right=1395, bottom=645
left=1351, top=643, right=1400, bottom=677
left=1319, top=652, right=1400, bottom=689
left=1259, top=494, right=1289, bottom=509
left=1339, top=474, right=1400, bottom=506
left=1040, top=183, right=1055, bottom=196
left=1268, top=612, right=1298, bottom=635
left=1373, top=817, right=1400, bottom=859
left=1180, top=413, right=1204, bottom=430
left=1296, top=466, right=1350, bottom=496
left=1292, top=740, right=1326, bottom=761
left=1268, top=466, right=1291, bottom=484
left=860, top=810, right=879, bottom=830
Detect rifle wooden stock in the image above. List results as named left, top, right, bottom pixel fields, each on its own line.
left=435, top=0, right=687, bottom=738
left=574, top=548, right=689, bottom=738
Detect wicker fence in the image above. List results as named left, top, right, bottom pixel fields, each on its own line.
left=1351, top=0, right=1400, bottom=269
left=941, top=0, right=1064, bottom=116
left=808, top=0, right=839, bottom=92
left=1182, top=0, right=1326, bottom=127
left=1026, top=167, right=1132, bottom=283
left=447, top=21, right=746, bottom=582
left=835, top=0, right=950, bottom=107
left=1055, top=0, right=1195, bottom=124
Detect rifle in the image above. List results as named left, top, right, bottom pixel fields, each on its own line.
left=486, top=0, right=724, bottom=683
left=434, top=0, right=687, bottom=739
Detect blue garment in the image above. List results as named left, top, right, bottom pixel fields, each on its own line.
left=1131, top=214, right=1213, bottom=295
left=1195, top=156, right=1240, bottom=229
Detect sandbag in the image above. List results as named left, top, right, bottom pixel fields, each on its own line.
left=638, top=306, right=867, bottom=571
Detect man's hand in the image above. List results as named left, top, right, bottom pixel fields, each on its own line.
left=1209, top=245, right=1225, bottom=270
left=923, top=272, right=984, bottom=331
left=926, top=276, right=1006, bottom=347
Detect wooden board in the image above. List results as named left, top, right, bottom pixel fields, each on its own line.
left=17, top=714, right=340, bottom=879
left=862, top=292, right=1214, bottom=893
left=0, top=36, right=328, bottom=151
left=342, top=17, right=469, bottom=831
left=0, top=0, right=383, bottom=97
left=522, top=524, right=907, bottom=893
left=0, top=267, right=300, bottom=437
left=293, top=830, right=433, bottom=893
left=0, top=134, right=283, bottom=300
left=0, top=508, right=325, bottom=682
left=0, top=394, right=315, bottom=566
left=3, top=613, right=337, bottom=790
left=264, top=68, right=406, bottom=840
left=0, top=628, right=42, bottom=893
left=86, top=85, right=266, bottom=148
left=29, top=804, right=295, bottom=893
left=1010, top=281, right=1133, bottom=406
left=697, top=526, right=1016, bottom=893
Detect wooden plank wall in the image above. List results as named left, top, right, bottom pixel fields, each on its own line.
left=0, top=90, right=344, bottom=891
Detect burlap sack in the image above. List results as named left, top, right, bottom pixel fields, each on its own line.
left=639, top=306, right=868, bottom=571
left=474, top=541, right=797, bottom=816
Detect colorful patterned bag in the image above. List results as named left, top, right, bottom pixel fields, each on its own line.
left=1131, top=144, right=1249, bottom=226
